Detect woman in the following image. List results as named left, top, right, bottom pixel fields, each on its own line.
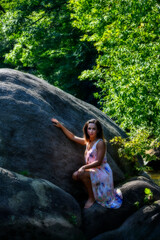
left=51, top=118, right=122, bottom=209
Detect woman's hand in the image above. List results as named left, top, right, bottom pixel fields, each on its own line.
left=51, top=118, right=85, bottom=145
left=78, top=166, right=85, bottom=173
left=51, top=118, right=62, bottom=128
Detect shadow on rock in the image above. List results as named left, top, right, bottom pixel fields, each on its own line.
left=0, top=167, right=85, bottom=240
left=92, top=200, right=160, bottom=240
left=82, top=176, right=160, bottom=239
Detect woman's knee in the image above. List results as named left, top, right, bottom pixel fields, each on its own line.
left=72, top=171, right=79, bottom=181
left=72, top=170, right=90, bottom=181
left=78, top=171, right=90, bottom=182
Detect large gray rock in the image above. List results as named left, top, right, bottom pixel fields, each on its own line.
left=0, top=69, right=159, bottom=240
left=82, top=176, right=160, bottom=239
left=92, top=200, right=160, bottom=240
left=0, top=68, right=128, bottom=197
left=0, top=167, right=84, bottom=240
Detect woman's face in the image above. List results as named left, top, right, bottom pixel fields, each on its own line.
left=87, top=123, right=97, bottom=140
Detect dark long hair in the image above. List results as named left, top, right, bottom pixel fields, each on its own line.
left=83, top=119, right=105, bottom=142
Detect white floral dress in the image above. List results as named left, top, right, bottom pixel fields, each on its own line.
left=85, top=139, right=123, bottom=208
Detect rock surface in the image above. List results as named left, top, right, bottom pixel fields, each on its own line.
left=0, top=68, right=128, bottom=198
left=0, top=69, right=160, bottom=240
left=82, top=176, right=160, bottom=239
left=92, top=200, right=160, bottom=240
left=0, top=167, right=84, bottom=240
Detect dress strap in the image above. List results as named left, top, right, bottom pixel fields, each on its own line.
left=93, top=139, right=103, bottom=149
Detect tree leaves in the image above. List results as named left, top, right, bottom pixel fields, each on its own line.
left=69, top=0, right=160, bottom=137
left=0, top=0, right=97, bottom=102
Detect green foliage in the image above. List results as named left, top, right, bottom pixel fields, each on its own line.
left=110, top=129, right=160, bottom=169
left=69, top=0, right=160, bottom=136
left=19, top=170, right=30, bottom=177
left=68, top=214, right=78, bottom=226
left=0, top=0, right=97, bottom=102
left=134, top=201, right=140, bottom=209
left=144, top=187, right=153, bottom=204
left=134, top=187, right=153, bottom=209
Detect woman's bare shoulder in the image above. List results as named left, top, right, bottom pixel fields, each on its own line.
left=97, top=139, right=106, bottom=149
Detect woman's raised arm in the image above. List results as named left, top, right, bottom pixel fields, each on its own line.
left=51, top=118, right=85, bottom=145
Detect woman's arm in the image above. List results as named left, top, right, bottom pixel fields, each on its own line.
left=78, top=140, right=106, bottom=171
left=51, top=118, right=85, bottom=145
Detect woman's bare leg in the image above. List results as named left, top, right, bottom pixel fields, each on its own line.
left=72, top=170, right=95, bottom=208
left=82, top=171, right=95, bottom=208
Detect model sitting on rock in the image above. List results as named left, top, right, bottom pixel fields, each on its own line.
left=51, top=118, right=123, bottom=209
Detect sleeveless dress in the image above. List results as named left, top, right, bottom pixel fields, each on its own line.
left=85, top=139, right=123, bottom=208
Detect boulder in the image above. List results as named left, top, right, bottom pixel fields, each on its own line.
left=92, top=200, right=160, bottom=240
left=0, top=68, right=159, bottom=240
left=0, top=167, right=84, bottom=240
left=0, top=68, right=128, bottom=198
left=82, top=176, right=160, bottom=239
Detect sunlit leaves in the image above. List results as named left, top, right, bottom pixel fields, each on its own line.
left=110, top=129, right=160, bottom=168
left=0, top=0, right=97, bottom=101
left=69, top=0, right=160, bottom=137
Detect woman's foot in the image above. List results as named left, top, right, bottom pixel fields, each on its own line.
left=84, top=198, right=95, bottom=208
